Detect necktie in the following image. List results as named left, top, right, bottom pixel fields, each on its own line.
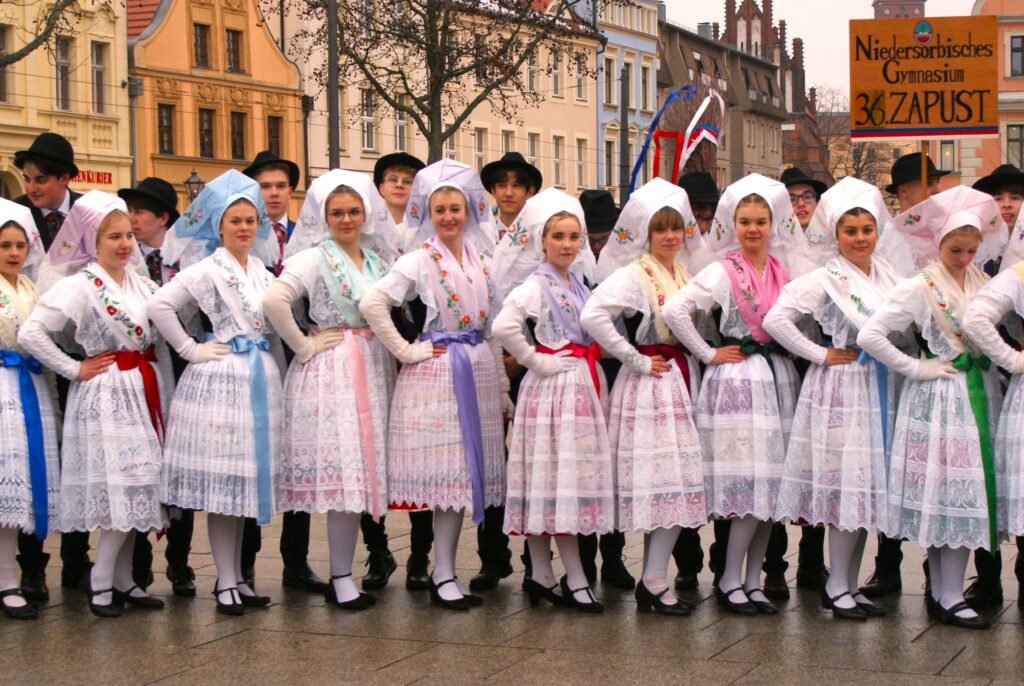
left=146, top=249, right=163, bottom=285
left=272, top=222, right=288, bottom=277
left=44, top=211, right=64, bottom=245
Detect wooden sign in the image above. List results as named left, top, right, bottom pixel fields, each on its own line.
left=849, top=15, right=998, bottom=140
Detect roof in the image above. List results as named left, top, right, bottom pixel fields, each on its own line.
left=127, top=0, right=162, bottom=41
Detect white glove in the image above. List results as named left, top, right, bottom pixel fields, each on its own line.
left=185, top=340, right=230, bottom=364
left=911, top=356, right=957, bottom=381
left=1014, top=351, right=1024, bottom=375
left=500, top=392, right=515, bottom=418
left=296, top=328, right=345, bottom=364
left=397, top=339, right=436, bottom=365
left=526, top=349, right=578, bottom=377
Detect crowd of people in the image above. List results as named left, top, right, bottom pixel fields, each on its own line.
left=1, top=129, right=1023, bottom=631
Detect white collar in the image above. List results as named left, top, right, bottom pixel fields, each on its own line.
left=41, top=190, right=72, bottom=217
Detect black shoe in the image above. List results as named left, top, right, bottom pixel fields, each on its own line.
left=213, top=585, right=244, bottom=616
left=743, top=586, right=778, bottom=615
left=560, top=576, right=604, bottom=614
left=820, top=588, right=867, bottom=620
left=236, top=582, right=271, bottom=608
left=796, top=564, right=829, bottom=591
left=405, top=554, right=430, bottom=591
left=715, top=586, right=757, bottom=615
left=86, top=584, right=122, bottom=618
left=938, top=600, right=991, bottom=630
left=166, top=564, right=197, bottom=597
left=459, top=578, right=484, bottom=607
left=283, top=563, right=330, bottom=594
left=362, top=549, right=397, bottom=591
left=113, top=585, right=165, bottom=610
left=600, top=557, right=636, bottom=590
left=858, top=571, right=902, bottom=599
left=16, top=553, right=49, bottom=602
left=963, top=577, right=1003, bottom=610
left=325, top=573, right=374, bottom=611
left=674, top=573, right=699, bottom=592
left=0, top=589, right=38, bottom=620
left=428, top=577, right=470, bottom=611
left=762, top=571, right=790, bottom=600
left=468, top=560, right=513, bottom=591
left=635, top=580, right=690, bottom=616
left=523, top=578, right=564, bottom=607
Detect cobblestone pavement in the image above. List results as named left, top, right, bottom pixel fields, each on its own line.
left=6, top=514, right=1023, bottom=685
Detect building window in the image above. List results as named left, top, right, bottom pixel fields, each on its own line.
left=225, top=30, right=243, bottom=73
left=1010, top=126, right=1024, bottom=168
left=527, top=133, right=539, bottom=167
left=474, top=128, right=486, bottom=172
left=445, top=134, right=456, bottom=160
left=267, top=115, right=282, bottom=157
left=640, top=66, right=650, bottom=110
left=193, top=24, right=210, bottom=68
left=394, top=95, right=408, bottom=152
left=604, top=57, right=615, bottom=104
left=1013, top=36, right=1024, bottom=77
left=91, top=42, right=107, bottom=114
left=198, top=108, right=215, bottom=158
left=230, top=111, right=246, bottom=160
left=55, top=37, right=71, bottom=110
left=605, top=140, right=616, bottom=187
left=551, top=51, right=562, bottom=96
left=622, top=62, right=632, bottom=107
left=552, top=135, right=563, bottom=187
left=938, top=140, right=955, bottom=171
left=527, top=50, right=538, bottom=92
left=575, top=54, right=586, bottom=100
left=502, top=130, right=514, bottom=155
left=576, top=138, right=587, bottom=188
left=157, top=104, right=175, bottom=155
left=360, top=90, right=376, bottom=151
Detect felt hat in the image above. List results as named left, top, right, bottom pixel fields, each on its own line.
left=676, top=171, right=720, bottom=205
left=578, top=189, right=619, bottom=233
left=780, top=166, right=828, bottom=196
left=14, top=132, right=78, bottom=177
left=373, top=152, right=426, bottom=187
left=242, top=150, right=300, bottom=188
left=972, top=164, right=1024, bottom=195
left=884, top=152, right=949, bottom=195
left=117, top=177, right=180, bottom=225
left=480, top=152, right=543, bottom=193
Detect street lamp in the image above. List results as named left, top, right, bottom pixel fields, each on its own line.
left=184, top=168, right=205, bottom=201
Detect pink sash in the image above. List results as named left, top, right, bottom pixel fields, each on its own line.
left=721, top=250, right=789, bottom=344
left=342, top=327, right=382, bottom=520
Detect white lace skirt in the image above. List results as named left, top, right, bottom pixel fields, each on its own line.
left=162, top=350, right=283, bottom=518
left=61, top=367, right=166, bottom=532
left=883, top=370, right=1002, bottom=550
left=277, top=334, right=395, bottom=515
left=0, top=367, right=60, bottom=534
left=608, top=359, right=707, bottom=532
left=774, top=360, right=890, bottom=532
left=503, top=358, right=614, bottom=536
left=387, top=341, right=505, bottom=514
left=997, top=374, right=1024, bottom=536
left=697, top=353, right=798, bottom=521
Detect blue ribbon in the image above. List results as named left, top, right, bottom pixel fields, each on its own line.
left=628, top=84, right=697, bottom=197
left=205, top=333, right=272, bottom=525
left=419, top=330, right=486, bottom=524
left=0, top=350, right=47, bottom=539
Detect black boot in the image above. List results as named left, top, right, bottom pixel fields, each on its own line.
left=762, top=523, right=790, bottom=600
left=578, top=534, right=598, bottom=586
left=405, top=553, right=430, bottom=591
left=965, top=548, right=1003, bottom=610
left=406, top=510, right=433, bottom=591
left=859, top=534, right=903, bottom=598
left=673, top=527, right=703, bottom=591
left=795, top=526, right=828, bottom=591
left=599, top=532, right=635, bottom=590
left=469, top=506, right=513, bottom=591
left=1016, top=537, right=1024, bottom=609
left=362, top=548, right=397, bottom=591
left=17, top=551, right=49, bottom=602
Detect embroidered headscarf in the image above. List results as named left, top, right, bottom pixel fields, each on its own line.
left=45, top=191, right=138, bottom=268
left=0, top=197, right=45, bottom=281
left=405, top=160, right=497, bottom=254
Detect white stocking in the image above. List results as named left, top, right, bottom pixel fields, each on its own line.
left=643, top=526, right=681, bottom=605
left=555, top=535, right=594, bottom=605
left=721, top=515, right=758, bottom=603
left=939, top=545, right=977, bottom=618
left=208, top=513, right=240, bottom=604
left=0, top=527, right=25, bottom=607
left=91, top=529, right=131, bottom=606
left=431, top=508, right=465, bottom=601
left=527, top=536, right=556, bottom=588
left=113, top=530, right=148, bottom=598
left=825, top=527, right=858, bottom=609
left=327, top=511, right=361, bottom=602
left=743, top=519, right=773, bottom=603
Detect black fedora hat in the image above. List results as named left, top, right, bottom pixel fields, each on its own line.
left=14, top=132, right=78, bottom=178
left=677, top=171, right=720, bottom=205
left=885, top=152, right=950, bottom=194
left=242, top=150, right=300, bottom=188
left=780, top=166, right=828, bottom=196
left=973, top=164, right=1024, bottom=195
left=579, top=189, right=619, bottom=233
left=480, top=152, right=542, bottom=193
left=118, top=177, right=180, bottom=225
left=373, top=152, right=426, bottom=187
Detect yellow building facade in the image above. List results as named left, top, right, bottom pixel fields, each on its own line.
left=0, top=0, right=133, bottom=197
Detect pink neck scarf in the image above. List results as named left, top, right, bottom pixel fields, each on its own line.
left=722, top=249, right=789, bottom=344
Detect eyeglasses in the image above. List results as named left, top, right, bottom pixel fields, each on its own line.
left=789, top=191, right=817, bottom=205
left=384, top=175, right=414, bottom=187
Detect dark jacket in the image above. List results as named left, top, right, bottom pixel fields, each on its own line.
left=14, top=189, right=83, bottom=251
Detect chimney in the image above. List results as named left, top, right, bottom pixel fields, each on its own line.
left=713, top=22, right=720, bottom=41
left=793, top=37, right=804, bottom=69
left=698, top=22, right=712, bottom=39
left=724, top=0, right=737, bottom=44
left=792, top=37, right=806, bottom=112
left=778, top=20, right=787, bottom=60
left=762, top=0, right=773, bottom=60
left=808, top=86, right=818, bottom=114
left=657, top=0, right=666, bottom=23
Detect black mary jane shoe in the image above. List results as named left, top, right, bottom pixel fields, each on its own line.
left=0, top=589, right=38, bottom=620
left=938, top=600, right=991, bottom=630
left=113, top=585, right=165, bottom=610
left=213, top=585, right=244, bottom=616
left=522, top=578, right=564, bottom=607
left=851, top=593, right=887, bottom=618
left=715, top=586, right=757, bottom=616
left=454, top=577, right=483, bottom=606
left=635, top=580, right=690, bottom=616
left=325, top=574, right=375, bottom=611
left=743, top=586, right=778, bottom=615
left=820, top=588, right=867, bottom=621
left=428, top=577, right=470, bottom=611
left=236, top=584, right=271, bottom=608
left=87, top=585, right=123, bottom=619
left=560, top=576, right=604, bottom=614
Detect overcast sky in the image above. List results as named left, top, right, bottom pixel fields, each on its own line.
left=665, top=0, right=978, bottom=97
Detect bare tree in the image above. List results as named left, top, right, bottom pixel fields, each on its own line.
left=284, top=0, right=624, bottom=162
left=811, top=83, right=892, bottom=187
left=0, top=0, right=80, bottom=67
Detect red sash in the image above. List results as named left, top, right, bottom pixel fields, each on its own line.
left=114, top=347, right=164, bottom=440
left=536, top=342, right=602, bottom=396
left=636, top=343, right=691, bottom=394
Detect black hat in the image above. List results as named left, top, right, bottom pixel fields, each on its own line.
left=480, top=152, right=542, bottom=193
left=579, top=189, right=619, bottom=233
left=780, top=166, right=828, bottom=196
left=242, top=150, right=300, bottom=188
left=972, top=164, right=1024, bottom=195
left=117, top=177, right=180, bottom=225
left=13, top=132, right=78, bottom=178
left=885, top=152, right=950, bottom=195
left=373, top=152, right=426, bottom=187
left=677, top=171, right=720, bottom=205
